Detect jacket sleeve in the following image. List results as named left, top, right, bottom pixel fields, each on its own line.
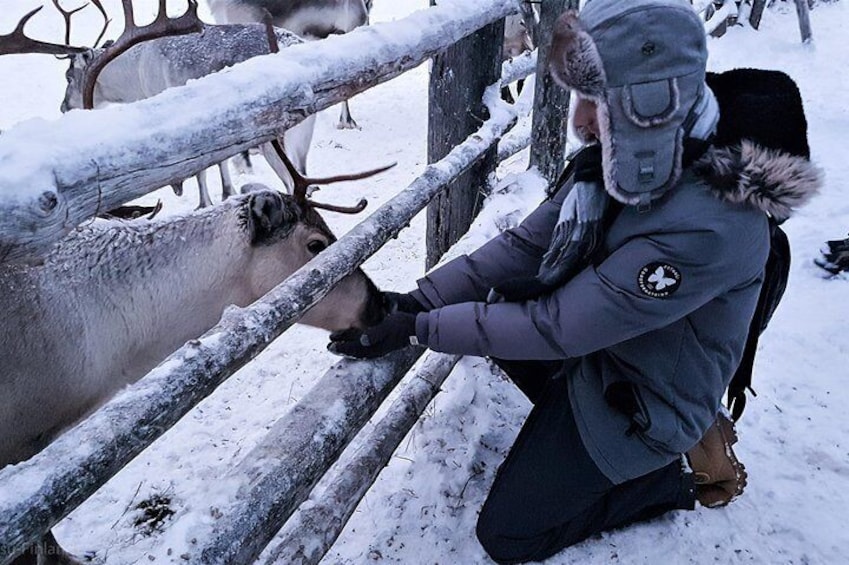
left=413, top=188, right=567, bottom=308
left=415, top=220, right=766, bottom=359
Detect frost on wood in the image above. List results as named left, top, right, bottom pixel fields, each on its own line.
left=501, top=49, right=537, bottom=87
left=261, top=353, right=461, bottom=565
left=196, top=347, right=425, bottom=564
left=0, top=0, right=520, bottom=264
left=0, top=84, right=518, bottom=562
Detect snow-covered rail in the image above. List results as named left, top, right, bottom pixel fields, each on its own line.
left=0, top=0, right=519, bottom=265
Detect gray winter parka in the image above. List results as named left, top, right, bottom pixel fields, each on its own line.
left=411, top=142, right=820, bottom=483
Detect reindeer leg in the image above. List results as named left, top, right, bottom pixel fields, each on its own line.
left=196, top=169, right=213, bottom=209
left=231, top=150, right=253, bottom=174
left=285, top=115, right=316, bottom=177
left=219, top=160, right=234, bottom=200
left=336, top=100, right=359, bottom=130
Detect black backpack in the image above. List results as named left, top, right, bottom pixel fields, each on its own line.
left=706, top=68, right=810, bottom=421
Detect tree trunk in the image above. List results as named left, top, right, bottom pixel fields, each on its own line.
left=426, top=6, right=505, bottom=269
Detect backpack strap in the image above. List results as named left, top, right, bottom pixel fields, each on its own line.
left=727, top=218, right=791, bottom=421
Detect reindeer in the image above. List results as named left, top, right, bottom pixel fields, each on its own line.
left=56, top=0, right=320, bottom=209
left=207, top=0, right=372, bottom=129
left=0, top=154, right=391, bottom=564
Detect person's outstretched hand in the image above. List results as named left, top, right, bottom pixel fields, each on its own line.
left=327, top=312, right=419, bottom=359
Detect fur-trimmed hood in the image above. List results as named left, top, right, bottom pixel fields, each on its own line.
left=696, top=139, right=822, bottom=222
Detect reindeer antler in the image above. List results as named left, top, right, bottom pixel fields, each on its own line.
left=271, top=138, right=395, bottom=214
left=0, top=5, right=87, bottom=56
left=89, top=0, right=111, bottom=48
left=50, top=0, right=87, bottom=46
left=82, top=0, right=204, bottom=109
left=260, top=12, right=391, bottom=214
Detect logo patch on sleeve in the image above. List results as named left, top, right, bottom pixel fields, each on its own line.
left=638, top=262, right=681, bottom=298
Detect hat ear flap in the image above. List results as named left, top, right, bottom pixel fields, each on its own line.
left=548, top=11, right=607, bottom=99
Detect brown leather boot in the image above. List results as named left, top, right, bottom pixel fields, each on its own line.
left=686, top=413, right=747, bottom=508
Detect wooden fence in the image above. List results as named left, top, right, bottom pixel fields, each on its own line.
left=0, top=0, right=561, bottom=563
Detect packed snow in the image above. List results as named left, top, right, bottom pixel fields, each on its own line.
left=0, top=0, right=846, bottom=563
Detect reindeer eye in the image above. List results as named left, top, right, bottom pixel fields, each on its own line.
left=307, top=240, right=327, bottom=255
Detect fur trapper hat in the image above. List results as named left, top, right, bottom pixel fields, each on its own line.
left=549, top=0, right=708, bottom=206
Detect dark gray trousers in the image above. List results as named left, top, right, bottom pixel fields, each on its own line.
left=477, top=360, right=695, bottom=564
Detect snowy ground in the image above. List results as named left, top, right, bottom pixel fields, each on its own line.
left=1, top=0, right=847, bottom=563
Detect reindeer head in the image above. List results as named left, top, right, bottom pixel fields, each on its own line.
left=61, top=47, right=96, bottom=111
left=238, top=185, right=387, bottom=332
left=57, top=0, right=204, bottom=112
left=237, top=140, right=396, bottom=331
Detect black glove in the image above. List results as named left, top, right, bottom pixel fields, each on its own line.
left=383, top=291, right=428, bottom=314
left=327, top=312, right=419, bottom=359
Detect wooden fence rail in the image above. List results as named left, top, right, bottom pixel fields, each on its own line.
left=0, top=0, right=520, bottom=265
left=199, top=347, right=426, bottom=564
left=262, top=352, right=463, bottom=565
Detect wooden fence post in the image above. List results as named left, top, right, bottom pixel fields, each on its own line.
left=426, top=6, right=505, bottom=269
left=529, top=0, right=577, bottom=186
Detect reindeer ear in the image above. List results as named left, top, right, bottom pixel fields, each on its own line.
left=247, top=191, right=297, bottom=244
